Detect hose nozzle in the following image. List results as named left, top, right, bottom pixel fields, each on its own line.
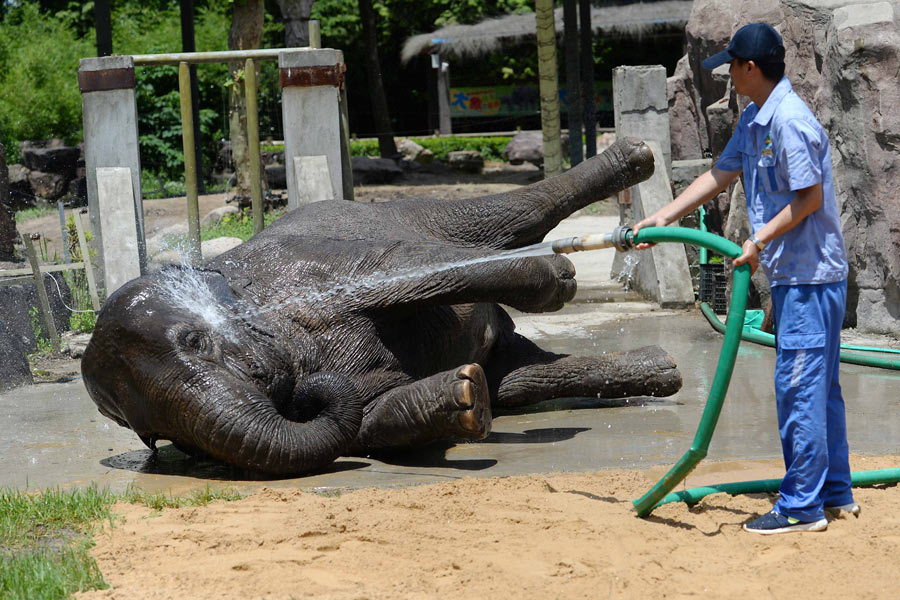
left=550, top=225, right=634, bottom=254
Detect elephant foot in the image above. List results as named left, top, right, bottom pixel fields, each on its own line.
left=352, top=364, right=492, bottom=452
left=452, top=363, right=492, bottom=439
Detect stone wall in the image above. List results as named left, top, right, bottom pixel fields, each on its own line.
left=668, top=0, right=900, bottom=335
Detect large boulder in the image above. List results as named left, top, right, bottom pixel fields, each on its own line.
left=0, top=142, right=16, bottom=261
left=503, top=130, right=570, bottom=167
left=0, top=277, right=73, bottom=353
left=447, top=150, right=484, bottom=174
left=0, top=318, right=32, bottom=392
left=20, top=145, right=79, bottom=177
left=7, top=164, right=33, bottom=210
left=669, top=0, right=900, bottom=335
left=396, top=138, right=434, bottom=164
left=351, top=157, right=404, bottom=185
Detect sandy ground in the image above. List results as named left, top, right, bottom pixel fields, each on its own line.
left=77, top=454, right=900, bottom=600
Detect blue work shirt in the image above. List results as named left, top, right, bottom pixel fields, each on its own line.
left=716, top=77, right=848, bottom=287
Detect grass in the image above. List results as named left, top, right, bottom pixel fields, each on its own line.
left=14, top=205, right=56, bottom=224
left=200, top=207, right=287, bottom=243
left=0, top=484, right=244, bottom=599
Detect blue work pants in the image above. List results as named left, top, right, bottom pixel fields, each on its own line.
left=771, top=280, right=853, bottom=522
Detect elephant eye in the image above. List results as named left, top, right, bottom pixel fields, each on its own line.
left=181, top=330, right=212, bottom=355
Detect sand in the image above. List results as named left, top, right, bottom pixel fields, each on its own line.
left=78, top=454, right=900, bottom=599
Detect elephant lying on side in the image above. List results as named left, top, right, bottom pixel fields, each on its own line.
left=82, top=138, right=682, bottom=475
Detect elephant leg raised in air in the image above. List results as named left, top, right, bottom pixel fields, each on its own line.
left=351, top=364, right=492, bottom=452
left=389, top=137, right=654, bottom=249
left=482, top=331, right=682, bottom=407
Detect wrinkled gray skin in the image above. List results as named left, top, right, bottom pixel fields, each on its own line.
left=82, top=138, right=682, bottom=475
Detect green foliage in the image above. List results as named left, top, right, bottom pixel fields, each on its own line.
left=201, top=207, right=286, bottom=243
left=350, top=136, right=511, bottom=162
left=27, top=306, right=53, bottom=356
left=14, top=206, right=55, bottom=224
left=0, top=3, right=93, bottom=163
left=0, top=485, right=115, bottom=599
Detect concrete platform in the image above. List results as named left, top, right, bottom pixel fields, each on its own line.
left=2, top=214, right=898, bottom=495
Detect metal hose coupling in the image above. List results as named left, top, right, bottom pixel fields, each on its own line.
left=550, top=225, right=635, bottom=254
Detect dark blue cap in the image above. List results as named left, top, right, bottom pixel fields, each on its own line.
left=701, top=22, right=784, bottom=70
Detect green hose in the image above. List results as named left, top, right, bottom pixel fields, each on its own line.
left=624, top=226, right=900, bottom=517
left=699, top=302, right=900, bottom=371
left=654, top=468, right=900, bottom=508
left=628, top=227, right=750, bottom=517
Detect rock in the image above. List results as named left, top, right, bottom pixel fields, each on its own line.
left=154, top=236, right=243, bottom=265
left=447, top=150, right=484, bottom=174
left=27, top=170, right=68, bottom=201
left=351, top=157, right=404, bottom=185
left=265, top=164, right=287, bottom=189
left=0, top=276, right=73, bottom=353
left=504, top=131, right=544, bottom=166
left=0, top=318, right=32, bottom=392
left=21, top=145, right=79, bottom=176
left=0, top=142, right=15, bottom=261
left=396, top=139, right=434, bottom=164
left=8, top=164, right=33, bottom=209
left=146, top=222, right=189, bottom=258
left=61, top=331, right=93, bottom=359
left=503, top=130, right=570, bottom=167
left=201, top=205, right=241, bottom=229
left=66, top=176, right=87, bottom=207
left=201, top=237, right=243, bottom=260
left=670, top=0, right=900, bottom=335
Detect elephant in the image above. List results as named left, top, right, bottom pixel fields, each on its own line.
left=81, top=138, right=682, bottom=476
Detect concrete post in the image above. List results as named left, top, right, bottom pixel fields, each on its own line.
left=436, top=58, right=452, bottom=135
left=624, top=141, right=694, bottom=308
left=96, top=167, right=142, bottom=294
left=612, top=65, right=671, bottom=179
left=611, top=67, right=690, bottom=306
left=79, top=55, right=146, bottom=291
left=279, top=49, right=345, bottom=210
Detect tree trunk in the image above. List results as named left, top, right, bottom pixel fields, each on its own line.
left=228, top=0, right=264, bottom=206
left=276, top=0, right=315, bottom=47
left=357, top=0, right=398, bottom=158
left=0, top=142, right=16, bottom=261
left=536, top=0, right=562, bottom=178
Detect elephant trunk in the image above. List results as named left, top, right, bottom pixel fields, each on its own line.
left=174, top=372, right=363, bottom=475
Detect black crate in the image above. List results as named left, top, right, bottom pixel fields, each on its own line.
left=699, top=263, right=728, bottom=314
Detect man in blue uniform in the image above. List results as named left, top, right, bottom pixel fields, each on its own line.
left=633, top=22, right=859, bottom=534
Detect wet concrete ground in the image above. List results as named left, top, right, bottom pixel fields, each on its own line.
left=2, top=215, right=898, bottom=495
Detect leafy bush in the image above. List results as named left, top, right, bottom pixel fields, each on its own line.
left=0, top=4, right=93, bottom=163
left=349, top=136, right=512, bottom=162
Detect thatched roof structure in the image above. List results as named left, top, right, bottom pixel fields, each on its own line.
left=402, top=1, right=692, bottom=63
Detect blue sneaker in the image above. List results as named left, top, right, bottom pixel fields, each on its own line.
left=743, top=511, right=828, bottom=534
left=825, top=503, right=861, bottom=518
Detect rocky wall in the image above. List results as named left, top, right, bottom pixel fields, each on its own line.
left=668, top=0, right=900, bottom=335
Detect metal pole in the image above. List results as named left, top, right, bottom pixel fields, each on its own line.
left=245, top=57, right=264, bottom=235
left=180, top=0, right=205, bottom=193
left=178, top=61, right=202, bottom=265
left=74, top=209, right=101, bottom=311
left=93, top=0, right=113, bottom=57
left=22, top=233, right=60, bottom=353
left=309, top=20, right=321, bottom=48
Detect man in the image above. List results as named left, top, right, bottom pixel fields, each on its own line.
left=633, top=22, right=859, bottom=534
